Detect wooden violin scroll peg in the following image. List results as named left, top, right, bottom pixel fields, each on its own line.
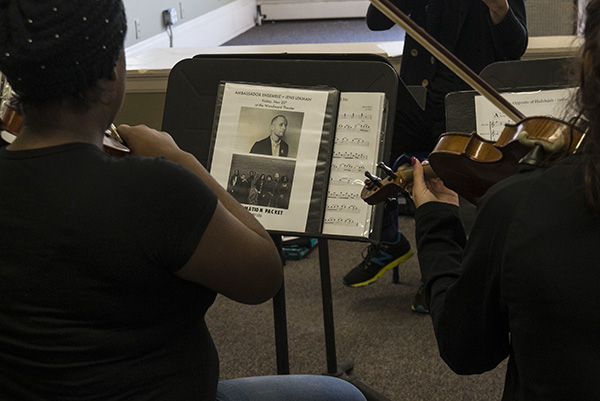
left=364, top=170, right=383, bottom=189
left=361, top=161, right=439, bottom=205
left=377, top=162, right=398, bottom=179
left=361, top=162, right=408, bottom=205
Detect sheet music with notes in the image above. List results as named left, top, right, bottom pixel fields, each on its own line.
left=322, top=92, right=385, bottom=238
left=474, top=88, right=576, bottom=140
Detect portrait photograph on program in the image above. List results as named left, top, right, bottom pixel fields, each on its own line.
left=241, top=107, right=303, bottom=159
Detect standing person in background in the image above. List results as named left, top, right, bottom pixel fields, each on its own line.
left=274, top=175, right=292, bottom=209
left=343, top=0, right=528, bottom=313
left=228, top=169, right=240, bottom=195
left=0, top=1, right=367, bottom=400
left=410, top=1, right=600, bottom=397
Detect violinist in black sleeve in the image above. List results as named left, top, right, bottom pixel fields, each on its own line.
left=410, top=1, right=600, bottom=398
left=343, top=0, right=528, bottom=313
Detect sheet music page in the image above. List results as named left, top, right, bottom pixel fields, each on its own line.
left=474, top=88, right=576, bottom=141
left=322, top=92, right=385, bottom=238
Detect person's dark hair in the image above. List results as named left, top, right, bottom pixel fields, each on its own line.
left=271, top=115, right=288, bottom=124
left=0, top=0, right=127, bottom=108
left=577, top=0, right=600, bottom=214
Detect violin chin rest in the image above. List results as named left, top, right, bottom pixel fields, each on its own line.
left=517, top=130, right=564, bottom=153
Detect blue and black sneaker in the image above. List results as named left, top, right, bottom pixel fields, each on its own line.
left=343, top=232, right=414, bottom=288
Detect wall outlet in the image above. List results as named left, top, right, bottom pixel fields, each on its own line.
left=163, top=8, right=178, bottom=26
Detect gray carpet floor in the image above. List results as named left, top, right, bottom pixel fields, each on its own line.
left=207, top=216, right=507, bottom=401
left=214, top=18, right=506, bottom=401
left=223, top=18, right=405, bottom=46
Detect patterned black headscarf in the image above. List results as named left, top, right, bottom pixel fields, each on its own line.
left=0, top=0, right=127, bottom=101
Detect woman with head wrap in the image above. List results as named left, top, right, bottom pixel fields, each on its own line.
left=0, top=1, right=366, bottom=400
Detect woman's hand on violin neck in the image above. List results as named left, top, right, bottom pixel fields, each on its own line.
left=481, top=0, right=509, bottom=24
left=412, top=158, right=459, bottom=208
left=116, top=124, right=184, bottom=160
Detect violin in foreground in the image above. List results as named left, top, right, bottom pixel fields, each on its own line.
left=1, top=73, right=129, bottom=157
left=361, top=116, right=585, bottom=206
left=0, top=106, right=129, bottom=157
left=103, top=123, right=130, bottom=157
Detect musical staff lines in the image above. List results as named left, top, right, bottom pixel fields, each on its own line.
left=331, top=162, right=366, bottom=173
left=323, top=217, right=361, bottom=227
left=339, top=111, right=373, bottom=120
left=333, top=150, right=368, bottom=160
left=327, top=190, right=361, bottom=200
left=336, top=123, right=372, bottom=133
left=322, top=92, right=386, bottom=237
left=487, top=119, right=508, bottom=141
left=326, top=203, right=362, bottom=214
left=329, top=176, right=364, bottom=186
left=334, top=136, right=370, bottom=146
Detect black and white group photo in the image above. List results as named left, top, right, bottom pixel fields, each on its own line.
left=226, top=154, right=296, bottom=209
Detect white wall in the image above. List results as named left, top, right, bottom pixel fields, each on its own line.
left=122, top=0, right=247, bottom=49
left=257, top=0, right=369, bottom=20
left=125, top=0, right=257, bottom=57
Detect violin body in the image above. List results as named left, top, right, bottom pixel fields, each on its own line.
left=0, top=104, right=22, bottom=135
left=1, top=95, right=129, bottom=157
left=361, top=116, right=585, bottom=206
left=428, top=116, right=585, bottom=203
left=1, top=107, right=129, bottom=157
left=2, top=72, right=129, bottom=156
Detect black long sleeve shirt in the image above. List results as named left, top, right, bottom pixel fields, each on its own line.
left=415, top=154, right=600, bottom=400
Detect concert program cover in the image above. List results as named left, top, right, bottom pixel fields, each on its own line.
left=209, top=82, right=338, bottom=234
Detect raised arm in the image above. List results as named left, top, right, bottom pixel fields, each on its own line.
left=484, top=0, right=528, bottom=59
left=482, top=0, right=509, bottom=24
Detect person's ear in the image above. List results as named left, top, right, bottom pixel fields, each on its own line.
left=97, top=49, right=126, bottom=104
left=96, top=62, right=124, bottom=106
left=96, top=78, right=117, bottom=106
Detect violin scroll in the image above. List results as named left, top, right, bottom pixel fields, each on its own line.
left=361, top=161, right=436, bottom=205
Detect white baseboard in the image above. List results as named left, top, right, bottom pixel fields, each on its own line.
left=125, top=0, right=257, bottom=59
left=259, top=1, right=370, bottom=20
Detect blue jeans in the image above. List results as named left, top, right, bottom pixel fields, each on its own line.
left=216, top=375, right=367, bottom=401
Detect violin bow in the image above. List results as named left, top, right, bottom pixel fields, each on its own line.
left=370, top=0, right=526, bottom=122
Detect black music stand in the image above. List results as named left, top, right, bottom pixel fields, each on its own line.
left=445, top=57, right=577, bottom=133
left=162, top=54, right=400, bottom=401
